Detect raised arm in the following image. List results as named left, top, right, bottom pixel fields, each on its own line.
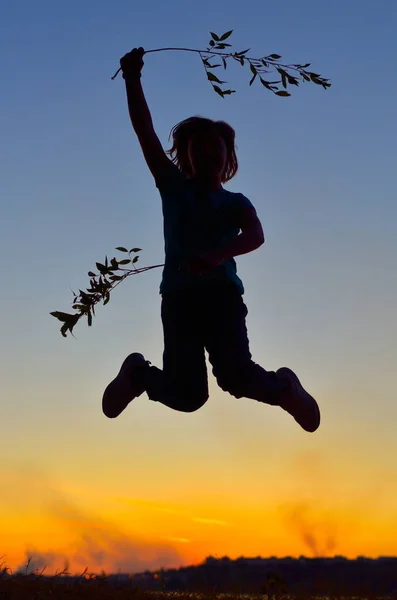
left=120, top=48, right=172, bottom=182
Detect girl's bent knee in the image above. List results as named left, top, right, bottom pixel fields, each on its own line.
left=177, top=392, right=209, bottom=413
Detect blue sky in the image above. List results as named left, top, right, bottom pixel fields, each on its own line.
left=1, top=0, right=396, bottom=569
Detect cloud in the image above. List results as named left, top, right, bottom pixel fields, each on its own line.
left=281, top=502, right=337, bottom=558
left=7, top=463, right=183, bottom=575
left=115, top=497, right=231, bottom=528
left=162, top=537, right=191, bottom=544
left=48, top=493, right=182, bottom=574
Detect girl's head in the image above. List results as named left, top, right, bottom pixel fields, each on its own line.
left=167, top=116, right=238, bottom=184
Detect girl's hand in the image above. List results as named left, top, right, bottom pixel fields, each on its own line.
left=184, top=250, right=225, bottom=275
left=120, top=47, right=145, bottom=79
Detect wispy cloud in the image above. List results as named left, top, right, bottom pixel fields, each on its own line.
left=280, top=502, right=337, bottom=557
left=7, top=465, right=183, bottom=575
left=114, top=497, right=232, bottom=528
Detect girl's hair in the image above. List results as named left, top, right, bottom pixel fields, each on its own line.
left=166, top=116, right=238, bottom=182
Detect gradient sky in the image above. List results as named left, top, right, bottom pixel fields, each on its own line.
left=1, top=0, right=396, bottom=575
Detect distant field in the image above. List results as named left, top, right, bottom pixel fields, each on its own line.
left=0, top=575, right=393, bottom=600
left=1, top=559, right=396, bottom=599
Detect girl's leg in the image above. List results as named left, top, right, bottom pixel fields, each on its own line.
left=204, top=283, right=320, bottom=431
left=144, top=288, right=209, bottom=412
left=204, top=284, right=287, bottom=405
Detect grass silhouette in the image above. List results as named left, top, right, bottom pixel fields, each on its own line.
left=0, top=558, right=394, bottom=600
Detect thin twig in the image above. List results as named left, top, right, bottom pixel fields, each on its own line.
left=109, top=263, right=165, bottom=292
left=111, top=47, right=306, bottom=80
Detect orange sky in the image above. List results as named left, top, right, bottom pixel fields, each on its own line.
left=2, top=450, right=396, bottom=575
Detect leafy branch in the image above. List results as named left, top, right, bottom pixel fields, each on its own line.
left=111, top=29, right=331, bottom=98
left=50, top=248, right=164, bottom=338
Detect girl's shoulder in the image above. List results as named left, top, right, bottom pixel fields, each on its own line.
left=221, top=189, right=254, bottom=208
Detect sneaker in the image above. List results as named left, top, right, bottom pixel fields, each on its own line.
left=102, top=353, right=149, bottom=418
left=276, top=367, right=321, bottom=433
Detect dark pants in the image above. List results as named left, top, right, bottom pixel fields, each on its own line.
left=144, top=282, right=287, bottom=412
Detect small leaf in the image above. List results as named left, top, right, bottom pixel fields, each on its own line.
left=249, top=73, right=257, bottom=86
left=210, top=31, right=220, bottom=41
left=129, top=248, right=142, bottom=253
left=209, top=39, right=215, bottom=47
left=222, top=89, right=235, bottom=95
left=207, top=71, right=225, bottom=84
left=277, top=68, right=288, bottom=88
left=96, top=262, right=106, bottom=273
left=213, top=85, right=225, bottom=98
left=222, top=57, right=227, bottom=69
left=119, top=259, right=131, bottom=265
left=311, top=76, right=323, bottom=85
left=51, top=311, right=74, bottom=323
left=260, top=78, right=272, bottom=90
left=287, top=75, right=299, bottom=86
left=110, top=275, right=123, bottom=281
left=110, top=258, right=118, bottom=269
left=59, top=315, right=79, bottom=338
left=115, top=247, right=128, bottom=252
left=275, top=90, right=291, bottom=96
left=236, top=48, right=250, bottom=56
left=87, top=312, right=93, bottom=327
left=250, top=63, right=257, bottom=75
left=219, top=30, right=233, bottom=41
left=103, top=293, right=110, bottom=306
left=132, top=256, right=139, bottom=263
left=261, top=59, right=269, bottom=68
left=269, top=54, right=282, bottom=59
left=88, top=271, right=96, bottom=277
left=216, top=43, right=231, bottom=49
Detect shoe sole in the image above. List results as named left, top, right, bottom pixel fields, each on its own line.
left=102, top=353, right=146, bottom=419
left=277, top=367, right=321, bottom=433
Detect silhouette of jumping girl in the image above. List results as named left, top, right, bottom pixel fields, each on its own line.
left=102, top=47, right=320, bottom=433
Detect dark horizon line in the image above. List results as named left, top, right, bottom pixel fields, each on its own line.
left=12, top=554, right=397, bottom=578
